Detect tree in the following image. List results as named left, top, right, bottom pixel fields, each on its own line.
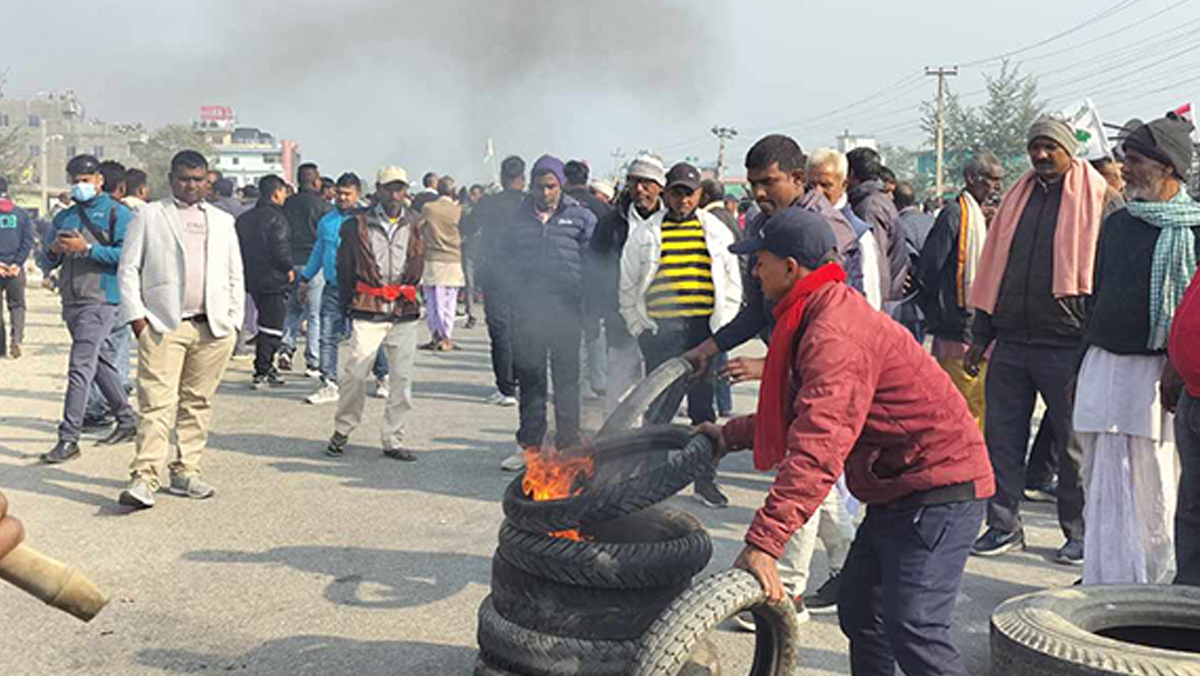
left=131, top=124, right=215, bottom=199
left=878, top=142, right=932, bottom=198
left=922, top=60, right=1044, bottom=189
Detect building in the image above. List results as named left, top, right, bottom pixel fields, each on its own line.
left=836, top=130, right=877, bottom=154
left=0, top=91, right=146, bottom=217
left=195, top=106, right=300, bottom=188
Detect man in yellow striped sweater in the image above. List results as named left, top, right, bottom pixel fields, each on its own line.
left=619, top=162, right=743, bottom=506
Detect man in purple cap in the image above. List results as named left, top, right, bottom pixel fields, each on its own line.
left=501, top=155, right=597, bottom=470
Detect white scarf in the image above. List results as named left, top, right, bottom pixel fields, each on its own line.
left=957, top=191, right=987, bottom=307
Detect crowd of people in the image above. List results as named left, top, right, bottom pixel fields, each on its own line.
left=0, top=109, right=1198, bottom=675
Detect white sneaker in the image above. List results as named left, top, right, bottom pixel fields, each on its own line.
left=499, top=395, right=518, bottom=407
left=372, top=376, right=390, bottom=400
left=305, top=367, right=322, bottom=379
left=485, top=391, right=519, bottom=407
left=500, top=451, right=527, bottom=471
left=485, top=391, right=506, bottom=405
left=306, top=381, right=339, bottom=405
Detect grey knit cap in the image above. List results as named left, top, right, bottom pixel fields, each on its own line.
left=1027, top=114, right=1079, bottom=154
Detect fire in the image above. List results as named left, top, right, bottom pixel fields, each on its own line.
left=522, top=446, right=595, bottom=541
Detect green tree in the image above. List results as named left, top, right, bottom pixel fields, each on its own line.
left=131, top=124, right=215, bottom=199
left=922, top=60, right=1044, bottom=188
left=878, top=142, right=932, bottom=198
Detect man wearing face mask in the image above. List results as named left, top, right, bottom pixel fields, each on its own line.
left=40, top=154, right=139, bottom=464
left=967, top=116, right=1110, bottom=564
left=588, top=152, right=667, bottom=417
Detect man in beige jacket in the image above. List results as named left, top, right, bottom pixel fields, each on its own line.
left=420, top=176, right=464, bottom=352
left=117, top=150, right=245, bottom=509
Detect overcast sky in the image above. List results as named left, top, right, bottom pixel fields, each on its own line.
left=5, top=0, right=1196, bottom=183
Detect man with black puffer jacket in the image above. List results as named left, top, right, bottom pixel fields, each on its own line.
left=236, top=175, right=295, bottom=389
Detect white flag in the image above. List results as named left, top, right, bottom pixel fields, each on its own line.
left=483, top=138, right=495, bottom=164
left=1060, top=99, right=1111, bottom=161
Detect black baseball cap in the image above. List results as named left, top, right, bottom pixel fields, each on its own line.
left=729, top=207, right=837, bottom=269
left=665, top=162, right=702, bottom=192
left=66, top=154, right=100, bottom=176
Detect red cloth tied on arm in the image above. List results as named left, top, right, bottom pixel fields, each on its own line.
left=753, top=263, right=847, bottom=471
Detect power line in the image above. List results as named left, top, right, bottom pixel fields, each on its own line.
left=1016, top=0, right=1191, bottom=64
left=960, top=0, right=1146, bottom=67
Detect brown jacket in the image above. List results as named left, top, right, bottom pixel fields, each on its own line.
left=337, top=205, right=425, bottom=322
left=421, top=197, right=464, bottom=264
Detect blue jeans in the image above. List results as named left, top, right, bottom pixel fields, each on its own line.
left=282, top=268, right=323, bottom=369
left=321, top=286, right=388, bottom=382
left=839, top=499, right=984, bottom=676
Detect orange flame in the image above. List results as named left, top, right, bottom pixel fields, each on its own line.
left=522, top=446, right=596, bottom=541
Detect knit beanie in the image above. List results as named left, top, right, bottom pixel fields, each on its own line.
left=1028, top=115, right=1079, bottom=154
left=531, top=155, right=566, bottom=186
left=626, top=152, right=667, bottom=187
left=1123, top=114, right=1195, bottom=181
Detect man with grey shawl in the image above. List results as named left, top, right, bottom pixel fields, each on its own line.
left=1073, top=113, right=1200, bottom=585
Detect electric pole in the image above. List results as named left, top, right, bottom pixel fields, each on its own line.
left=711, top=126, right=738, bottom=180
left=925, top=66, right=958, bottom=200
left=610, top=147, right=626, bottom=181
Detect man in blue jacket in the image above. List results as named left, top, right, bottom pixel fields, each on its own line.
left=0, top=177, right=34, bottom=359
left=41, top=155, right=138, bottom=463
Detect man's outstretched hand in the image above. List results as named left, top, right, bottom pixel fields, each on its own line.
left=692, top=422, right=729, bottom=459
left=722, top=356, right=765, bottom=383
left=681, top=338, right=721, bottom=373
left=734, top=544, right=785, bottom=604
left=0, top=490, right=24, bottom=562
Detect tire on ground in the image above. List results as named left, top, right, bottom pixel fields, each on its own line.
left=634, top=569, right=799, bottom=676
left=503, top=428, right=712, bottom=533
left=490, top=552, right=686, bottom=641
left=990, top=584, right=1200, bottom=675
left=598, top=358, right=693, bottom=438
left=477, top=595, right=640, bottom=676
left=497, top=505, right=712, bottom=589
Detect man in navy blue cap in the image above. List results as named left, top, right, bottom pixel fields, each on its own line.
left=696, top=206, right=994, bottom=676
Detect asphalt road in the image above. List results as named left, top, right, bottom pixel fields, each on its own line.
left=0, top=283, right=1080, bottom=675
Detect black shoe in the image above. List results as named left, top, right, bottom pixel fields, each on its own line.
left=41, top=440, right=80, bottom=464
left=693, top=480, right=729, bottom=509
left=252, top=372, right=286, bottom=390
left=1055, top=538, right=1084, bottom=566
left=277, top=351, right=293, bottom=371
left=805, top=572, right=841, bottom=614
left=1023, top=482, right=1058, bottom=503
left=326, top=432, right=348, bottom=457
left=383, top=447, right=418, bottom=462
left=97, top=424, right=137, bottom=446
left=82, top=415, right=114, bottom=432
left=971, top=527, right=1026, bottom=557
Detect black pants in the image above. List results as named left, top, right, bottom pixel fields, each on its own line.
left=838, top=500, right=984, bottom=676
left=483, top=273, right=517, bottom=397
left=1025, top=418, right=1059, bottom=490
left=514, top=299, right=582, bottom=449
left=251, top=291, right=287, bottom=378
left=638, top=316, right=717, bottom=484
left=0, top=269, right=26, bottom=355
left=1176, top=392, right=1200, bottom=586
left=984, top=341, right=1084, bottom=541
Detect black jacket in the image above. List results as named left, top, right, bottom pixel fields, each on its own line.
left=513, top=194, right=596, bottom=309
left=283, top=189, right=331, bottom=263
left=916, top=198, right=971, bottom=341
left=462, top=188, right=526, bottom=288
left=236, top=202, right=295, bottom=295
left=587, top=192, right=637, bottom=320
left=972, top=179, right=1088, bottom=348
left=566, top=186, right=612, bottom=222
left=1084, top=206, right=1200, bottom=355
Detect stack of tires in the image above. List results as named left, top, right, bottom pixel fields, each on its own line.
left=476, top=427, right=715, bottom=676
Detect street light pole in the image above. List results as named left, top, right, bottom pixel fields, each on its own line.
left=925, top=66, right=958, bottom=199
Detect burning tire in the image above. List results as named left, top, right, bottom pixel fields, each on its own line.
left=503, top=428, right=713, bottom=533
left=990, top=585, right=1200, bottom=675
left=491, top=553, right=686, bottom=641
left=633, top=569, right=800, bottom=676
left=497, top=506, right=712, bottom=590
left=478, top=594, right=640, bottom=676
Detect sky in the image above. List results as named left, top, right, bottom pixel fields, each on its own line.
left=4, top=0, right=1197, bottom=184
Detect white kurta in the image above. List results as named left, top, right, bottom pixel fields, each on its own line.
left=1073, top=345, right=1179, bottom=585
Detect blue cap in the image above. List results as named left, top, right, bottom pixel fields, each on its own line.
left=729, top=207, right=837, bottom=269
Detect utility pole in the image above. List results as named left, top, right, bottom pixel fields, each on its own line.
left=610, top=147, right=626, bottom=181
left=711, top=126, right=738, bottom=180
left=925, top=66, right=958, bottom=200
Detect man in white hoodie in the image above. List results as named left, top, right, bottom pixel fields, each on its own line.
left=620, top=162, right=742, bottom=507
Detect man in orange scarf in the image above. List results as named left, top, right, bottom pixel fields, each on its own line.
left=966, top=115, right=1110, bottom=565
left=698, top=207, right=993, bottom=676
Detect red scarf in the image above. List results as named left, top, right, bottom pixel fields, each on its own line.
left=753, top=263, right=847, bottom=471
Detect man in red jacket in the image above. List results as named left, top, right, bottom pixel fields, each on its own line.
left=698, top=207, right=995, bottom=676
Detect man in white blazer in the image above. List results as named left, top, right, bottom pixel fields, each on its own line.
left=116, top=150, right=244, bottom=508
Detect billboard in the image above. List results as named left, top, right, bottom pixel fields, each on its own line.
left=199, top=105, right=235, bottom=122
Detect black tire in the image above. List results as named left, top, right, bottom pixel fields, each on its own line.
left=634, top=569, right=799, bottom=676
left=599, top=358, right=693, bottom=438
left=497, top=505, right=712, bottom=590
left=491, top=553, right=686, bottom=640
left=990, top=584, right=1200, bottom=675
left=477, top=595, right=639, bottom=676
left=474, top=655, right=522, bottom=676
left=503, top=428, right=713, bottom=533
